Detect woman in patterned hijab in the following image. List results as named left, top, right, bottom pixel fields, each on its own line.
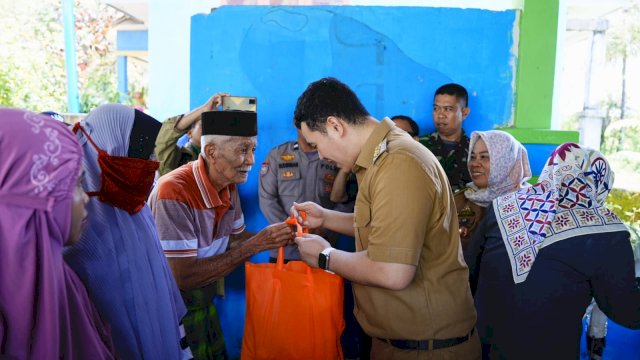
left=456, top=130, right=531, bottom=248
left=0, top=108, right=114, bottom=359
left=468, top=142, right=640, bottom=360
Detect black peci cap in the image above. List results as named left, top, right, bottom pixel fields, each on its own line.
left=201, top=111, right=257, bottom=137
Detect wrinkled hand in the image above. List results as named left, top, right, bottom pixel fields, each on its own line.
left=291, top=202, right=325, bottom=229
left=204, top=92, right=230, bottom=111
left=253, top=221, right=295, bottom=251
left=294, top=233, right=331, bottom=268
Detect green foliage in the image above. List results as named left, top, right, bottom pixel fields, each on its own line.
left=608, top=150, right=640, bottom=174
left=79, top=62, right=121, bottom=113
left=601, top=119, right=640, bottom=154
left=606, top=3, right=640, bottom=62
left=606, top=189, right=640, bottom=250
left=0, top=0, right=128, bottom=113
left=0, top=64, right=17, bottom=107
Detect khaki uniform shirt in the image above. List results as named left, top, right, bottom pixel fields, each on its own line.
left=352, top=118, right=476, bottom=340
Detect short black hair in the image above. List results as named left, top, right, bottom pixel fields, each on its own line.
left=294, top=77, right=370, bottom=133
left=391, top=115, right=419, bottom=137
left=434, top=83, right=468, bottom=108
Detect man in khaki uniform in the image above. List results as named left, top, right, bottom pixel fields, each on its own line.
left=292, top=77, right=480, bottom=359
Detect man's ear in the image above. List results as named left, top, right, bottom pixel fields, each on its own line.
left=326, top=116, right=345, bottom=136
left=204, top=143, right=216, bottom=160
left=461, top=107, right=471, bottom=121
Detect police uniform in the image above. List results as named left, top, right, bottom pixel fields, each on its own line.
left=259, top=141, right=339, bottom=260
left=353, top=118, right=479, bottom=359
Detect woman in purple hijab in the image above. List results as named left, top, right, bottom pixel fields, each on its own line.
left=0, top=108, right=114, bottom=359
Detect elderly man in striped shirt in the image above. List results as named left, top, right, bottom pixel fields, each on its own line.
left=149, top=110, right=294, bottom=360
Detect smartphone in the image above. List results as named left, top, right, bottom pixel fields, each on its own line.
left=222, top=96, right=257, bottom=112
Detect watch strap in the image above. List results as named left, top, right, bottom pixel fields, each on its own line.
left=320, top=247, right=334, bottom=271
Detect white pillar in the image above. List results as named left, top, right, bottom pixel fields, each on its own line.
left=573, top=19, right=608, bottom=149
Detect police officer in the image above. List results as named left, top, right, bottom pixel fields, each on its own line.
left=259, top=121, right=340, bottom=262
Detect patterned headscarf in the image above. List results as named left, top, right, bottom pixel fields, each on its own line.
left=494, top=143, right=627, bottom=283
left=0, top=108, right=114, bottom=359
left=464, top=130, right=532, bottom=207
left=63, top=104, right=187, bottom=359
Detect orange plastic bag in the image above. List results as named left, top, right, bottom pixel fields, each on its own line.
left=242, top=214, right=345, bottom=360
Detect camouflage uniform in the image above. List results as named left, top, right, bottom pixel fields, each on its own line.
left=419, top=130, right=471, bottom=192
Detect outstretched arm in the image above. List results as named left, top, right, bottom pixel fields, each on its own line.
left=174, top=93, right=227, bottom=131
left=169, top=222, right=294, bottom=290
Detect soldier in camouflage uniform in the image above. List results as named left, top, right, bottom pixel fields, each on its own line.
left=419, top=83, right=471, bottom=192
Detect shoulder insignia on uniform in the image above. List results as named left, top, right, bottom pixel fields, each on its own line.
left=260, top=162, right=269, bottom=176
left=372, top=139, right=388, bottom=164
left=281, top=153, right=296, bottom=161
left=282, top=170, right=295, bottom=178
left=324, top=173, right=336, bottom=182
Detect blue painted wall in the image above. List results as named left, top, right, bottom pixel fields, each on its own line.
left=191, top=6, right=517, bottom=358
left=191, top=5, right=517, bottom=229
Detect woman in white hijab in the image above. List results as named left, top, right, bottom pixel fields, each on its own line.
left=455, top=130, right=531, bottom=249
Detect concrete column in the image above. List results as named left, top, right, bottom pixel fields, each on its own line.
left=571, top=19, right=608, bottom=149
left=579, top=109, right=604, bottom=150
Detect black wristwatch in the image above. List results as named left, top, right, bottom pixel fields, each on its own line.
left=318, top=247, right=334, bottom=271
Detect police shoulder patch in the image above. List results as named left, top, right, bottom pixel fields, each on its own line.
left=260, top=162, right=269, bottom=176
